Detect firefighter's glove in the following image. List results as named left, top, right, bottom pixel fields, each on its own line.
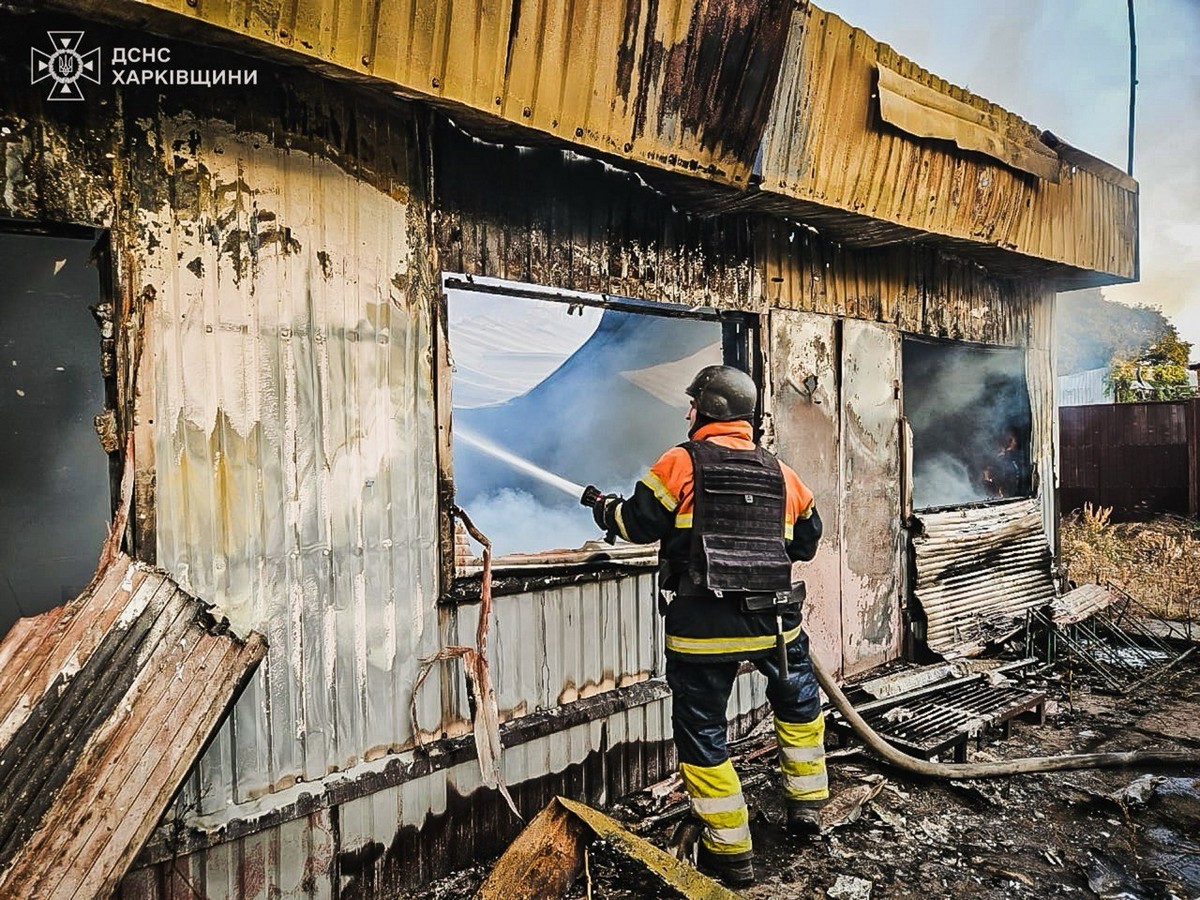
left=580, top=485, right=621, bottom=533
left=594, top=495, right=621, bottom=531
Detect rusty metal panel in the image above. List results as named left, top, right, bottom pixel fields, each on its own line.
left=77, top=0, right=793, bottom=189
left=769, top=309, right=844, bottom=676
left=839, top=319, right=902, bottom=674
left=758, top=5, right=1138, bottom=282
left=0, top=554, right=266, bottom=898
left=912, top=498, right=1056, bottom=658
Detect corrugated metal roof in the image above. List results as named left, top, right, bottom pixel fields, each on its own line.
left=756, top=5, right=1138, bottom=282
left=0, top=554, right=266, bottom=899
left=912, top=498, right=1056, bottom=658
left=52, top=0, right=1137, bottom=283
left=74, top=0, right=794, bottom=188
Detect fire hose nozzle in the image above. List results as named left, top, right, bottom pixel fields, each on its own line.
left=580, top=485, right=604, bottom=508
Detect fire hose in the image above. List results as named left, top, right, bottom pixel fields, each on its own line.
left=809, top=652, right=1200, bottom=777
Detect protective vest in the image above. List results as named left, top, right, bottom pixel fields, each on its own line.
left=681, top=439, right=793, bottom=595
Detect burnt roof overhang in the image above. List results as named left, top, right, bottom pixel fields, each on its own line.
left=24, top=0, right=1138, bottom=289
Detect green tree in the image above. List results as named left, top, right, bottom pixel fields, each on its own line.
left=1107, top=327, right=1195, bottom=402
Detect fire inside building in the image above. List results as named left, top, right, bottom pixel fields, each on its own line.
left=0, top=0, right=1139, bottom=896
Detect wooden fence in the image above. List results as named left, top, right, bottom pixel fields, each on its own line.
left=1059, top=399, right=1199, bottom=519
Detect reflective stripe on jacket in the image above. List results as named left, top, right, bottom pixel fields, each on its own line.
left=603, top=420, right=822, bottom=661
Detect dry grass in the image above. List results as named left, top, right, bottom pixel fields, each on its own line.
left=1059, top=504, right=1200, bottom=621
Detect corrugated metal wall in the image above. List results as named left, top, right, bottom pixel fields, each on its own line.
left=758, top=5, right=1138, bottom=282
left=1058, top=368, right=1110, bottom=406
left=1059, top=400, right=1197, bottom=518
left=52, top=0, right=1137, bottom=285
left=132, top=105, right=449, bottom=804
left=758, top=218, right=1050, bottom=346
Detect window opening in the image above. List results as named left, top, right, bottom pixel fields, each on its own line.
left=443, top=276, right=751, bottom=568
left=0, top=231, right=114, bottom=638
left=902, top=338, right=1033, bottom=511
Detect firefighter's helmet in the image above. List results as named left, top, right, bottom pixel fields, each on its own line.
left=686, top=365, right=756, bottom=421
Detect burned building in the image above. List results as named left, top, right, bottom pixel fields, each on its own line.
left=0, top=0, right=1137, bottom=895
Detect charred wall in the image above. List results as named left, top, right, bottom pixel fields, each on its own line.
left=1, top=8, right=1057, bottom=894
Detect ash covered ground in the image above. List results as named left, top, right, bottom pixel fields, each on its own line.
left=410, top=656, right=1200, bottom=900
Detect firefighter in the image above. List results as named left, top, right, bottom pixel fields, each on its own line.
left=583, top=364, right=826, bottom=888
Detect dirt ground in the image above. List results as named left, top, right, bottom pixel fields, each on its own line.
left=414, top=516, right=1200, bottom=899
left=413, top=654, right=1200, bottom=900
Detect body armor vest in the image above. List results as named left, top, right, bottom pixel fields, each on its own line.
left=680, top=439, right=793, bottom=594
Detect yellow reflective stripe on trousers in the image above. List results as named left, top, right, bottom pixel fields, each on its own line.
left=776, top=714, right=829, bottom=801
left=666, top=623, right=804, bottom=656
left=784, top=771, right=829, bottom=797
left=680, top=760, right=752, bottom=856
left=780, top=744, right=824, bottom=763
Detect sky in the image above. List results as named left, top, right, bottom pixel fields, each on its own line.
left=818, top=0, right=1200, bottom=361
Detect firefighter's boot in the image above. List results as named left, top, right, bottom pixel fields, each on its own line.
left=696, top=840, right=755, bottom=887
left=681, top=759, right=755, bottom=887
left=784, top=800, right=823, bottom=836
left=775, top=713, right=829, bottom=835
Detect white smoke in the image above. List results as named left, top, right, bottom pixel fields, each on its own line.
left=461, top=489, right=598, bottom=558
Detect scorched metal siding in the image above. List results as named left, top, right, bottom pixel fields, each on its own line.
left=64, top=0, right=794, bottom=188
left=912, top=498, right=1057, bottom=657
left=757, top=5, right=1138, bottom=283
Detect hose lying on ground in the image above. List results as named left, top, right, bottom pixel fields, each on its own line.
left=810, top=652, right=1200, bottom=777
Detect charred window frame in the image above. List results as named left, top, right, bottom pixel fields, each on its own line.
left=900, top=336, right=1035, bottom=514
left=435, top=275, right=759, bottom=601
left=0, top=222, right=123, bottom=638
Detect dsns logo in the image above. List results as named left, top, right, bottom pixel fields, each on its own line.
left=31, top=31, right=100, bottom=101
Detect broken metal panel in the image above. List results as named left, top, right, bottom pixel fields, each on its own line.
left=758, top=5, right=1138, bottom=282
left=1051, top=584, right=1118, bottom=627
left=1037, top=586, right=1196, bottom=694
left=840, top=319, right=902, bottom=674
left=769, top=308, right=844, bottom=676
left=876, top=64, right=1059, bottom=182
left=65, top=0, right=793, bottom=189
left=0, top=554, right=266, bottom=898
left=913, top=498, right=1057, bottom=658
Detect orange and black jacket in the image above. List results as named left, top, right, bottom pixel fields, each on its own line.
left=600, top=420, right=822, bottom=661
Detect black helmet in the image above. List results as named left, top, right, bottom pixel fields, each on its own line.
left=686, top=365, right=756, bottom=421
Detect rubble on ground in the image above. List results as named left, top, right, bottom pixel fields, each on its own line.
left=405, top=648, right=1199, bottom=899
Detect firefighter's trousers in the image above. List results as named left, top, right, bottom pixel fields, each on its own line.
left=665, top=630, right=828, bottom=860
